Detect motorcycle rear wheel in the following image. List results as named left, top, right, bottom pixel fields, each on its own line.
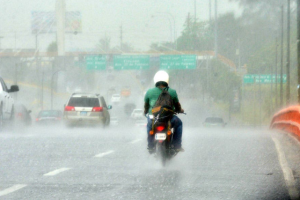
left=156, top=142, right=167, bottom=166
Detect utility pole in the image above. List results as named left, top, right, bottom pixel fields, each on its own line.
left=280, top=5, right=284, bottom=108
left=0, top=36, right=3, bottom=50
left=209, top=0, right=212, bottom=24
left=259, top=71, right=262, bottom=127
left=120, top=25, right=123, bottom=51
left=15, top=63, right=18, bottom=101
left=275, top=37, right=278, bottom=109
left=194, top=0, right=197, bottom=22
left=286, top=0, right=291, bottom=105
left=56, top=0, right=66, bottom=56
left=14, top=32, right=17, bottom=51
left=214, top=0, right=218, bottom=57
left=298, top=0, right=300, bottom=103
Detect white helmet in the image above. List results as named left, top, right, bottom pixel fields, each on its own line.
left=154, top=70, right=169, bottom=85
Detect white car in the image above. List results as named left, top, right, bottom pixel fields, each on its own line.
left=0, top=77, right=19, bottom=129
left=130, top=109, right=144, bottom=120
left=111, top=94, right=121, bottom=103
left=63, top=93, right=112, bottom=127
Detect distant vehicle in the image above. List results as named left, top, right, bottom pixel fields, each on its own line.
left=0, top=77, right=19, bottom=129
left=14, top=103, right=32, bottom=126
left=110, top=117, right=119, bottom=126
left=107, top=87, right=117, bottom=96
left=36, top=110, right=62, bottom=125
left=203, top=117, right=226, bottom=128
left=121, top=86, right=131, bottom=97
left=131, top=109, right=144, bottom=120
left=124, top=103, right=136, bottom=116
left=64, top=93, right=112, bottom=127
left=111, top=94, right=121, bottom=103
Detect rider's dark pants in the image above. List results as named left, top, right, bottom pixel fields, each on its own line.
left=147, top=115, right=182, bottom=149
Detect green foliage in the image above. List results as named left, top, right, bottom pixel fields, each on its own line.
left=47, top=41, right=57, bottom=53
left=199, top=59, right=241, bottom=102
left=98, top=35, right=111, bottom=53
left=149, top=42, right=175, bottom=52
left=176, top=14, right=213, bottom=51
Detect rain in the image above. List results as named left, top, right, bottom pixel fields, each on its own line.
left=0, top=0, right=300, bottom=199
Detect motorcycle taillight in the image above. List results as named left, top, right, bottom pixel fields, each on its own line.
left=156, top=126, right=165, bottom=131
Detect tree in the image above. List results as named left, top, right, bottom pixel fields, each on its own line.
left=200, top=59, right=241, bottom=102
left=176, top=13, right=213, bottom=51
left=149, top=42, right=175, bottom=52
left=47, top=41, right=57, bottom=53
left=97, top=35, right=111, bottom=53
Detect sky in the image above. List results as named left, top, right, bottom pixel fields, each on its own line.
left=0, top=0, right=242, bottom=52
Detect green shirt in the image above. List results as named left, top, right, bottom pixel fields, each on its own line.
left=144, top=87, right=179, bottom=114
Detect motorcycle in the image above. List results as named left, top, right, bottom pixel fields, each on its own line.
left=149, top=112, right=185, bottom=166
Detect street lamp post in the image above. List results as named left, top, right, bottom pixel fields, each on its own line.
left=156, top=12, right=176, bottom=49
left=0, top=36, right=3, bottom=50
left=280, top=5, right=284, bottom=107
left=286, top=0, right=291, bottom=105
left=51, top=69, right=63, bottom=110
left=214, top=0, right=218, bottom=57
left=298, top=0, right=300, bottom=103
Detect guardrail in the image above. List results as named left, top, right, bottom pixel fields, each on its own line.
left=270, top=106, right=300, bottom=137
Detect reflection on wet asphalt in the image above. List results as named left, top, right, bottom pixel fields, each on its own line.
left=0, top=125, right=298, bottom=200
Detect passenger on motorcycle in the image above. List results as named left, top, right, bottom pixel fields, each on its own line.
left=144, top=71, right=184, bottom=154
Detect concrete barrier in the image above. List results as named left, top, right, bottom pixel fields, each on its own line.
left=270, top=106, right=300, bottom=137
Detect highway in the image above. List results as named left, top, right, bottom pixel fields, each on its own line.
left=1, top=71, right=300, bottom=199
left=1, top=105, right=300, bottom=199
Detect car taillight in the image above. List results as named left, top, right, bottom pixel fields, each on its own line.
left=65, top=106, right=75, bottom=111
left=36, top=118, right=39, bottom=121
left=16, top=113, right=23, bottom=117
left=92, top=107, right=103, bottom=112
left=156, top=126, right=165, bottom=132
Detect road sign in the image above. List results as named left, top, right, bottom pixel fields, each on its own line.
left=114, top=55, right=149, bottom=70
left=160, top=55, right=196, bottom=70
left=243, top=74, right=287, bottom=84
left=86, top=55, right=106, bottom=70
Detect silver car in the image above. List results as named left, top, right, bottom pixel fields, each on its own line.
left=63, top=93, right=112, bottom=127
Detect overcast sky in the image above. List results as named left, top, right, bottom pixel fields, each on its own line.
left=0, top=0, right=241, bottom=52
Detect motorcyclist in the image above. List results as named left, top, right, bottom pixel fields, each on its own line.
left=144, top=70, right=184, bottom=154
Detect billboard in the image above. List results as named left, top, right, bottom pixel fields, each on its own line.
left=31, top=11, right=82, bottom=34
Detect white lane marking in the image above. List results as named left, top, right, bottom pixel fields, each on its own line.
left=94, top=150, right=114, bottom=158
left=272, top=137, right=299, bottom=200
left=0, top=184, right=27, bottom=197
left=130, top=139, right=142, bottom=144
left=43, top=168, right=71, bottom=176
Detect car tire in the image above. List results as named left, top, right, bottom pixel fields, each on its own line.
left=0, top=104, right=3, bottom=131
left=8, top=106, right=15, bottom=131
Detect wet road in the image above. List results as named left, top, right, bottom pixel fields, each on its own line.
left=1, top=123, right=300, bottom=200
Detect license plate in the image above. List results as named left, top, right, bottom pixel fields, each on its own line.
left=80, top=111, right=87, bottom=116
left=155, top=133, right=167, bottom=140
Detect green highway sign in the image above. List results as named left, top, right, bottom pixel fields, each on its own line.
left=243, top=74, right=287, bottom=84
left=86, top=55, right=106, bottom=70
left=160, top=55, right=197, bottom=70
left=114, top=55, right=150, bottom=70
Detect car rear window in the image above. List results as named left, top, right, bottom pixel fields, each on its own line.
left=205, top=117, right=224, bottom=123
left=68, top=97, right=100, bottom=107
left=39, top=110, right=60, bottom=117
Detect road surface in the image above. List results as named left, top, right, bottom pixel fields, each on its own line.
left=1, top=122, right=300, bottom=199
